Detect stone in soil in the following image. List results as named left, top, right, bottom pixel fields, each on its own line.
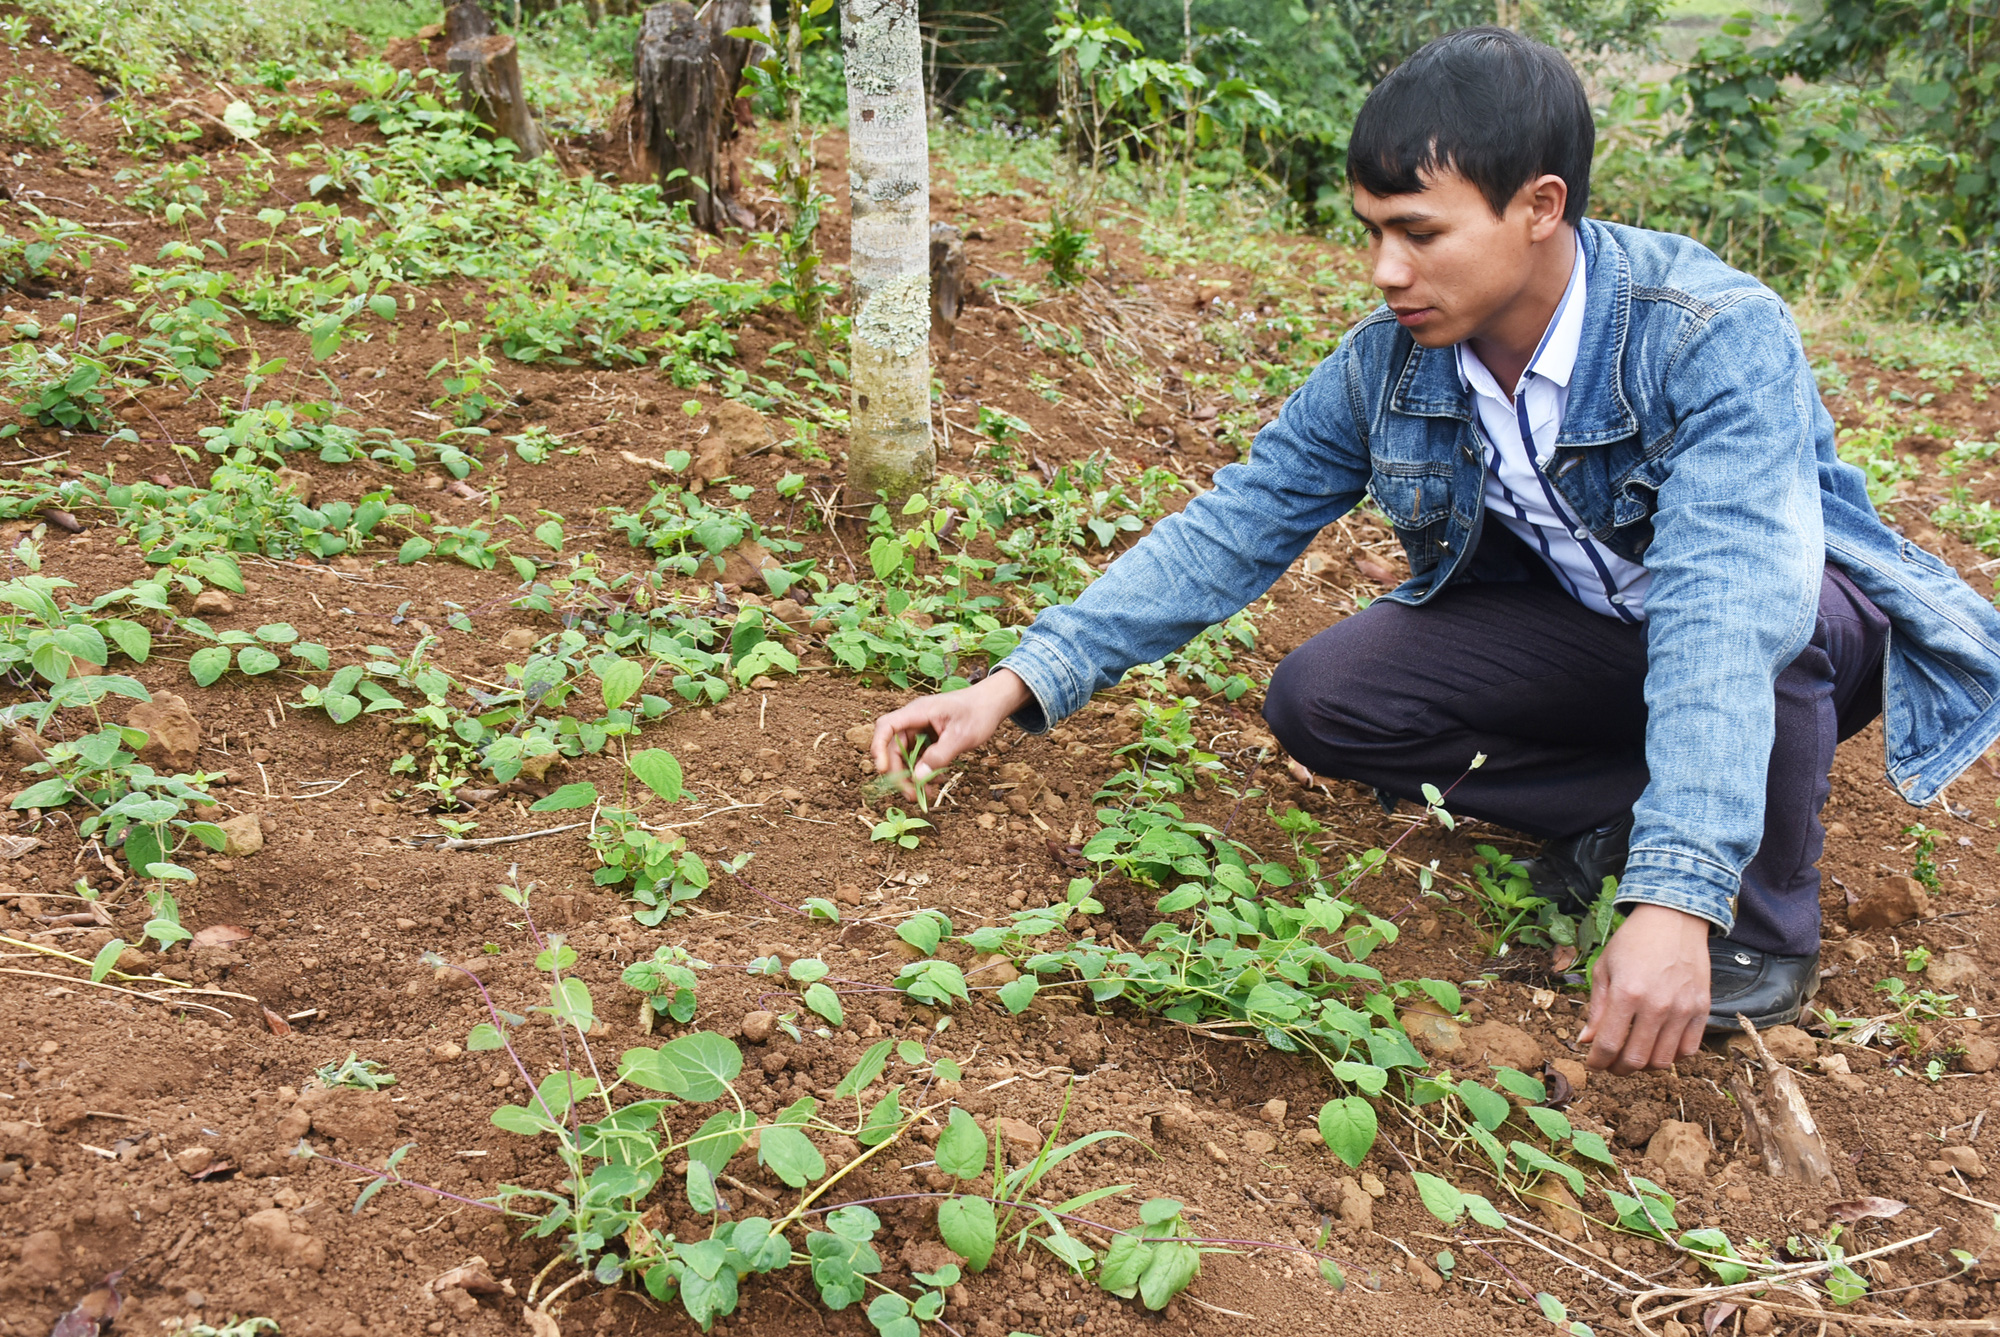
left=1728, top=1024, right=1817, bottom=1067
left=1847, top=875, right=1930, bottom=929
left=1962, top=1037, right=2000, bottom=1074
left=191, top=589, right=235, bottom=615
left=740, top=1010, right=776, bottom=1043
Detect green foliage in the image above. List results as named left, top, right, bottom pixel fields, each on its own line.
left=1026, top=213, right=1098, bottom=288
left=1675, top=0, right=1999, bottom=312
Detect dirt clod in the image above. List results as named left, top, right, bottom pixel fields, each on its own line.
left=1644, top=1120, right=1712, bottom=1183
left=126, top=692, right=201, bottom=770
left=192, top=590, right=236, bottom=615
left=1944, top=1145, right=1987, bottom=1177
left=1459, top=1020, right=1542, bottom=1072
left=1336, top=1176, right=1372, bottom=1230
left=243, top=1209, right=326, bottom=1272
left=1848, top=875, right=1931, bottom=929
left=1927, top=951, right=1981, bottom=993
left=1399, top=1007, right=1464, bottom=1057
left=218, top=813, right=265, bottom=857
left=741, top=1010, right=776, bottom=1043
left=1259, top=1098, right=1287, bottom=1125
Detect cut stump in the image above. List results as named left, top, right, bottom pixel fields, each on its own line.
left=632, top=0, right=756, bottom=233
left=1731, top=1014, right=1839, bottom=1191
left=446, top=34, right=546, bottom=160
left=930, top=221, right=966, bottom=341
left=444, top=0, right=496, bottom=47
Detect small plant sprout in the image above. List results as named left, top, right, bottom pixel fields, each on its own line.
left=870, top=807, right=932, bottom=850
left=314, top=1052, right=397, bottom=1091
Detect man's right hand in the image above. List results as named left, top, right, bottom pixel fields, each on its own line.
left=871, top=669, right=1033, bottom=800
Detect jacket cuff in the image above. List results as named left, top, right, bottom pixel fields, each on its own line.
left=995, top=636, right=1084, bottom=735
left=1613, top=848, right=1739, bottom=936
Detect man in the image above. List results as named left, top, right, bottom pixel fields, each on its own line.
left=871, top=28, right=2000, bottom=1075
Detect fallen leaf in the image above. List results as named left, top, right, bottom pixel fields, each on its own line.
left=41, top=507, right=81, bottom=533
left=1354, top=555, right=1399, bottom=584
left=262, top=1007, right=293, bottom=1036
left=523, top=1306, right=561, bottom=1337
left=0, top=834, right=42, bottom=859
left=48, top=1270, right=122, bottom=1336
left=1827, top=1196, right=1908, bottom=1223
left=1703, top=1301, right=1738, bottom=1336
left=430, top=1260, right=504, bottom=1295
left=1541, top=1062, right=1575, bottom=1110
left=1549, top=944, right=1580, bottom=974
left=192, top=924, right=252, bottom=947
left=187, top=1159, right=237, bottom=1182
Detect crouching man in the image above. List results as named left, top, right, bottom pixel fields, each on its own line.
left=870, top=28, right=2000, bottom=1075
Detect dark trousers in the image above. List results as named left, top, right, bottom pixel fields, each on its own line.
left=1263, top=555, right=1887, bottom=957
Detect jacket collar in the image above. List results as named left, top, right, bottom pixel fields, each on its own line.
left=1388, top=218, right=1638, bottom=446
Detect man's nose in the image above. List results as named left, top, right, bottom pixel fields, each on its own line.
left=1370, top=243, right=1412, bottom=293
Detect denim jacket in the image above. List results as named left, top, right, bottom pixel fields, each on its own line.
left=1000, top=218, right=2000, bottom=936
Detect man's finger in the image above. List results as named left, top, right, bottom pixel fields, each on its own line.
left=1584, top=993, right=1633, bottom=1071
left=1671, top=1010, right=1706, bottom=1066
left=1614, top=998, right=1666, bottom=1076
left=871, top=714, right=906, bottom=773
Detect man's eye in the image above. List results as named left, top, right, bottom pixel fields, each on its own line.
left=1406, top=231, right=1435, bottom=242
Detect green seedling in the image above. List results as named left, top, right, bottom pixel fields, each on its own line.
left=870, top=807, right=932, bottom=850
left=315, top=1052, right=397, bottom=1091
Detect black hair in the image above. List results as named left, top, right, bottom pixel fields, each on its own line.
left=1346, top=27, right=1594, bottom=226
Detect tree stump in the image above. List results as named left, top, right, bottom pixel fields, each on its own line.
left=446, top=34, right=546, bottom=159
left=444, top=0, right=495, bottom=47
left=633, top=0, right=756, bottom=232
left=929, top=221, right=966, bottom=342
left=1731, top=1015, right=1840, bottom=1191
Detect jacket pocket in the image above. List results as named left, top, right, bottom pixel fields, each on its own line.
left=1365, top=464, right=1454, bottom=530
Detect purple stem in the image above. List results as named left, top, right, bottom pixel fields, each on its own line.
left=431, top=959, right=568, bottom=1131
left=724, top=865, right=807, bottom=917
left=300, top=1145, right=506, bottom=1215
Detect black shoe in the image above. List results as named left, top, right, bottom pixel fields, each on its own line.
left=1707, top=940, right=1821, bottom=1031
left=1513, top=813, right=1633, bottom=912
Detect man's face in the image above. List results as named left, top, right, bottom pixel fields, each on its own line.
left=1351, top=169, right=1550, bottom=349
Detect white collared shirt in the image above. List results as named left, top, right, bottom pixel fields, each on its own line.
left=1456, top=250, right=1652, bottom=622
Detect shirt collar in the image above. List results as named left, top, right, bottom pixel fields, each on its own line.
left=1453, top=239, right=1588, bottom=397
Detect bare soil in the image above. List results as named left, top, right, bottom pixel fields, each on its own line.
left=3, top=19, right=2000, bottom=1337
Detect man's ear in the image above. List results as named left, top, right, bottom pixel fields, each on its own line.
left=1525, top=173, right=1569, bottom=243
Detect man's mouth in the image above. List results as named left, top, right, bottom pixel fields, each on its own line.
left=1392, top=306, right=1434, bottom=328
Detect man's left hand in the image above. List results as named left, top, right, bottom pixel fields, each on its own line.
left=1577, top=904, right=1710, bottom=1074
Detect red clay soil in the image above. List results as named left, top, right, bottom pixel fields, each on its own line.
left=3, top=20, right=2000, bottom=1337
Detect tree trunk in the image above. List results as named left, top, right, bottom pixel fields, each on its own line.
left=840, top=0, right=932, bottom=504
left=745, top=0, right=774, bottom=66
left=709, top=0, right=756, bottom=141
left=444, top=0, right=495, bottom=46
left=446, top=35, right=547, bottom=159
left=634, top=1, right=756, bottom=232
